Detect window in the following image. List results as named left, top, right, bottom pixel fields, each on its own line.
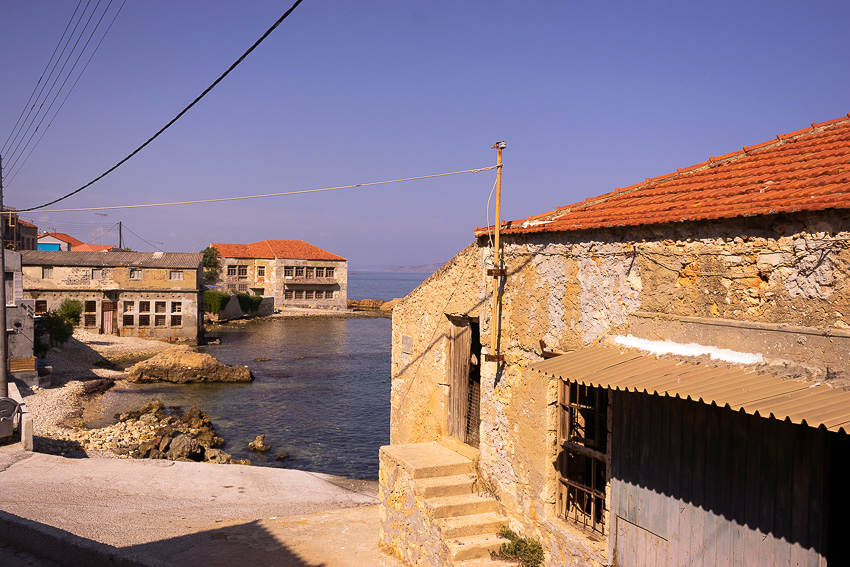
left=123, top=314, right=135, bottom=326
left=315, top=267, right=324, bottom=278
left=35, top=300, right=48, bottom=314
left=85, top=301, right=97, bottom=313
left=306, top=267, right=315, bottom=279
left=237, top=265, right=248, bottom=277
left=306, top=290, right=314, bottom=300
left=155, top=301, right=166, bottom=313
left=557, top=381, right=609, bottom=535
left=171, top=315, right=182, bottom=326
left=124, top=302, right=134, bottom=313
left=227, top=265, right=237, bottom=276
left=284, top=290, right=293, bottom=300
left=139, top=314, right=150, bottom=327
left=154, top=314, right=166, bottom=327
left=326, top=267, right=334, bottom=278
left=284, top=266, right=293, bottom=278
left=295, top=266, right=304, bottom=277
left=326, top=290, right=334, bottom=299
left=227, top=283, right=236, bottom=291
left=169, top=271, right=184, bottom=281
left=171, top=302, right=182, bottom=313
left=238, top=284, right=248, bottom=292
left=258, top=266, right=265, bottom=277
left=315, top=290, right=324, bottom=300
left=130, top=269, right=142, bottom=280
left=294, top=290, right=304, bottom=299
left=42, top=267, right=53, bottom=279
left=92, top=268, right=103, bottom=280
left=139, top=301, right=150, bottom=312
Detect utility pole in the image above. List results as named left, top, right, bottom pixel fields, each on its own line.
left=118, top=221, right=123, bottom=249
left=485, top=141, right=506, bottom=363
left=0, top=155, right=8, bottom=397
left=95, top=213, right=108, bottom=245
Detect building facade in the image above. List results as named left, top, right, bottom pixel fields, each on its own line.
left=381, top=115, right=850, bottom=566
left=21, top=251, right=204, bottom=344
left=4, top=250, right=39, bottom=386
left=211, top=239, right=348, bottom=311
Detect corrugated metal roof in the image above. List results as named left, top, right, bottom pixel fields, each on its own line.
left=532, top=346, right=850, bottom=434
left=20, top=250, right=202, bottom=269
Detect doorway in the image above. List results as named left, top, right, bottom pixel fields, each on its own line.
left=448, top=317, right=481, bottom=447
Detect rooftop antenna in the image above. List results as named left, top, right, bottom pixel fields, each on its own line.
left=151, top=240, right=163, bottom=252
left=95, top=213, right=108, bottom=245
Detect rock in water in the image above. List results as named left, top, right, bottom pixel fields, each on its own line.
left=248, top=434, right=271, bottom=452
left=128, top=346, right=253, bottom=383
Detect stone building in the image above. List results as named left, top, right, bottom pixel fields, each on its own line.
left=3, top=250, right=40, bottom=386
left=21, top=251, right=204, bottom=343
left=211, top=239, right=348, bottom=311
left=380, top=115, right=850, bottom=566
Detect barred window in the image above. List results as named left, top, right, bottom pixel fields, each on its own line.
left=306, top=267, right=315, bottom=279
left=258, top=266, right=265, bottom=277
left=130, top=269, right=142, bottom=280
left=306, top=290, right=314, bottom=300
left=154, top=315, right=166, bottom=327
left=171, top=315, right=182, bottom=327
left=227, top=265, right=237, bottom=276
left=123, top=314, right=135, bottom=327
left=295, top=266, right=304, bottom=277
left=326, top=267, right=334, bottom=278
left=92, top=268, right=103, bottom=280
left=284, top=266, right=294, bottom=277
left=557, top=380, right=609, bottom=535
left=169, top=271, right=184, bottom=280
left=284, top=290, right=293, bottom=300
left=295, top=290, right=304, bottom=299
left=42, top=267, right=53, bottom=279
left=171, top=302, right=182, bottom=313
left=35, top=300, right=48, bottom=314
left=238, top=284, right=248, bottom=292
left=139, top=301, right=150, bottom=312
left=315, top=267, right=324, bottom=278
left=139, top=314, right=150, bottom=327
left=326, top=290, right=334, bottom=299
left=155, top=301, right=166, bottom=313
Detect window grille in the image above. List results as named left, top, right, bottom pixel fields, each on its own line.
left=557, top=380, right=609, bottom=535
left=326, top=290, right=334, bottom=299
left=284, top=290, right=293, bottom=300
left=91, top=268, right=103, bottom=280
left=171, top=302, right=182, bottom=313
left=139, top=314, right=150, bottom=327
left=306, top=267, right=315, bottom=279
left=171, top=315, right=182, bottom=327
left=315, top=290, right=324, bottom=299
left=326, top=267, right=334, bottom=278
left=237, top=265, right=248, bottom=277
left=139, top=301, right=150, bottom=312
left=284, top=266, right=294, bottom=277
left=295, top=290, right=304, bottom=299
left=238, top=284, right=248, bottom=292
left=130, top=269, right=142, bottom=280
left=35, top=300, right=48, bottom=314
left=306, top=290, right=314, bottom=300
left=169, top=271, right=184, bottom=280
left=155, top=301, right=166, bottom=313
left=227, top=266, right=237, bottom=276
left=84, top=314, right=97, bottom=327
left=315, top=267, right=324, bottom=278
left=42, top=267, right=53, bottom=279
left=258, top=266, right=265, bottom=277
left=154, top=315, right=166, bottom=327
left=295, top=266, right=304, bottom=277
left=123, top=314, right=135, bottom=327
left=124, top=302, right=134, bottom=313
left=84, top=301, right=97, bottom=313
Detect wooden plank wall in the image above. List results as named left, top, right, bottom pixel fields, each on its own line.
left=610, top=391, right=826, bottom=567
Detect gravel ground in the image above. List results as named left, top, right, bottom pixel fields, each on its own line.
left=19, top=330, right=172, bottom=457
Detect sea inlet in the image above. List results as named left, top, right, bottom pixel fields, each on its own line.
left=90, top=271, right=430, bottom=480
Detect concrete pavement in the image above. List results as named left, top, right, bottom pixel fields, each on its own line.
left=0, top=446, right=402, bottom=566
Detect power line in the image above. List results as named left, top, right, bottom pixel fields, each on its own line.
left=1, top=0, right=85, bottom=153
left=20, top=0, right=304, bottom=213
left=30, top=165, right=499, bottom=212
left=5, top=0, right=126, bottom=186
left=121, top=224, right=160, bottom=251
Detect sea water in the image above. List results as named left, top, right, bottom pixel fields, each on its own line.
left=92, top=271, right=431, bottom=480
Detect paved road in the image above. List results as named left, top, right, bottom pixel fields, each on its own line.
left=0, top=446, right=402, bottom=566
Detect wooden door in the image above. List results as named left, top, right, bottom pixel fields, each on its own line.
left=447, top=319, right=471, bottom=443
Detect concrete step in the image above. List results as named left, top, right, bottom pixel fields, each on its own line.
left=415, top=473, right=476, bottom=498
left=437, top=512, right=506, bottom=538
left=382, top=442, right=475, bottom=479
left=447, top=533, right=511, bottom=562
left=429, top=493, right=498, bottom=519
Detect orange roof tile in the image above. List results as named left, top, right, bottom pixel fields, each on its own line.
left=39, top=232, right=85, bottom=246
left=18, top=219, right=38, bottom=229
left=72, top=243, right=118, bottom=252
left=210, top=240, right=346, bottom=261
left=474, top=114, right=850, bottom=237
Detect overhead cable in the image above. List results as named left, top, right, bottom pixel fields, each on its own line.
left=20, top=0, right=305, bottom=212
left=32, top=165, right=499, bottom=212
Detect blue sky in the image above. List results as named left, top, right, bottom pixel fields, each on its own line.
left=2, top=1, right=848, bottom=268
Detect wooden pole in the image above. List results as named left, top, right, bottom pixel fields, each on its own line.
left=488, top=141, right=505, bottom=363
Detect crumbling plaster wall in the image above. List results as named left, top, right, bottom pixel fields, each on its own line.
left=390, top=244, right=487, bottom=445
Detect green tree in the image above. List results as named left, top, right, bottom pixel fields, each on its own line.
left=56, top=299, right=82, bottom=325
left=35, top=299, right=82, bottom=356
left=202, top=246, right=221, bottom=284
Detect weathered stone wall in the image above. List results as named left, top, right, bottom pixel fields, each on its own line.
left=390, top=209, right=850, bottom=566
left=378, top=448, right=446, bottom=567
left=390, top=244, right=487, bottom=445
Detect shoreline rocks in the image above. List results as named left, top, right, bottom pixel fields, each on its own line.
left=128, top=346, right=253, bottom=384
left=71, top=399, right=250, bottom=465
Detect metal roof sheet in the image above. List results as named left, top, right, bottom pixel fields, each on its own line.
left=532, top=346, right=850, bottom=434
left=20, top=250, right=203, bottom=269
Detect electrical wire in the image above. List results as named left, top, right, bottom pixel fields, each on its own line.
left=19, top=0, right=305, bottom=213
left=4, top=0, right=102, bottom=163
left=5, top=0, right=126, bottom=186
left=29, top=165, right=498, bottom=212
left=1, top=0, right=85, bottom=153
left=120, top=224, right=160, bottom=251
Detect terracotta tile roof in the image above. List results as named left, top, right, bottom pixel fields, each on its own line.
left=72, top=243, right=118, bottom=252
left=475, top=114, right=850, bottom=237
left=18, top=220, right=37, bottom=229
left=211, top=240, right=346, bottom=261
left=38, top=232, right=85, bottom=246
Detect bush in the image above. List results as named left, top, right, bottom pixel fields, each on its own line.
left=494, top=527, right=544, bottom=567
left=41, top=311, right=75, bottom=347
left=57, top=299, right=82, bottom=325
left=235, top=293, right=262, bottom=314
left=204, top=290, right=231, bottom=314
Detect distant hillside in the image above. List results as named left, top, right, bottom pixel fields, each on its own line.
left=385, top=263, right=443, bottom=274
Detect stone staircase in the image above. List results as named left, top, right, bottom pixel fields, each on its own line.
left=380, top=441, right=518, bottom=567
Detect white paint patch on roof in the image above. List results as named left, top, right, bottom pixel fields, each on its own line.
left=612, top=335, right=764, bottom=365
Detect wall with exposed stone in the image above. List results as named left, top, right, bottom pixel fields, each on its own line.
left=390, top=209, right=850, bottom=566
